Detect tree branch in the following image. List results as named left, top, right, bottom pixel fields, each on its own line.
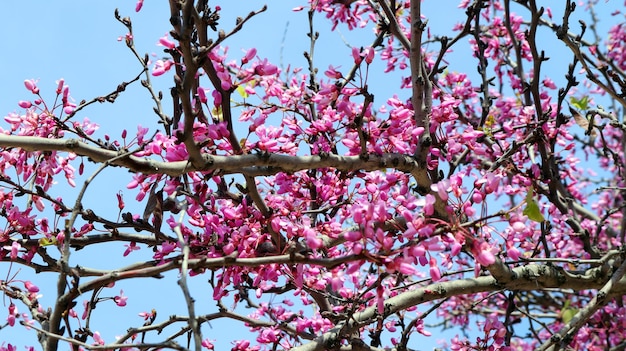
left=0, top=134, right=429, bottom=176
left=539, top=255, right=626, bottom=351
left=291, top=256, right=626, bottom=351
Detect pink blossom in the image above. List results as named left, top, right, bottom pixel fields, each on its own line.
left=415, top=319, right=431, bottom=336
left=242, top=48, right=257, bottom=64
left=152, top=59, right=174, bottom=76
left=135, top=0, right=143, bottom=12
left=431, top=181, right=450, bottom=202
left=201, top=339, right=215, bottom=350
left=424, top=194, right=436, bottom=216
left=474, top=241, right=496, bottom=266
left=158, top=34, right=176, bottom=49
left=18, top=101, right=31, bottom=109
left=542, top=77, right=557, bottom=89
left=254, top=59, right=278, bottom=76
left=8, top=241, right=20, bottom=260
left=351, top=47, right=362, bottom=65
left=92, top=331, right=105, bottom=345
left=63, top=104, right=76, bottom=115
left=123, top=241, right=140, bottom=256
left=257, top=327, right=280, bottom=343
left=463, top=202, right=475, bottom=217
left=23, top=281, right=39, bottom=293
left=212, top=90, right=222, bottom=106
left=117, top=192, right=125, bottom=210
left=139, top=309, right=156, bottom=320
left=324, top=65, right=343, bottom=79
left=305, top=228, right=323, bottom=249
left=429, top=257, right=441, bottom=281
left=363, top=47, right=374, bottom=64
left=197, top=87, right=208, bottom=103
left=55, top=78, right=64, bottom=94
left=7, top=304, right=16, bottom=326
left=114, top=290, right=128, bottom=307
left=117, top=33, right=133, bottom=42
left=23, top=79, right=39, bottom=94
left=82, top=300, right=89, bottom=320
left=507, top=243, right=521, bottom=261
left=398, top=261, right=416, bottom=275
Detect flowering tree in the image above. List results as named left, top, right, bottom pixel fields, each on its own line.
left=2, top=0, right=626, bottom=350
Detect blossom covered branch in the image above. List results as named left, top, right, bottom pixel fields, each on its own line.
left=2, top=0, right=626, bottom=350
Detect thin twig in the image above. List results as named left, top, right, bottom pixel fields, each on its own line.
left=172, top=206, right=203, bottom=351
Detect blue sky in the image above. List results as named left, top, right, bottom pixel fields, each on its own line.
left=0, top=1, right=622, bottom=350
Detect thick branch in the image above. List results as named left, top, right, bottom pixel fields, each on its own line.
left=291, top=259, right=625, bottom=351
left=0, top=135, right=427, bottom=176
left=539, top=256, right=626, bottom=351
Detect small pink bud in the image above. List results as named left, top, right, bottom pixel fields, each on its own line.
left=114, top=290, right=128, bottom=307
left=463, top=202, right=475, bottom=217
left=18, top=101, right=32, bottom=109
left=212, top=90, right=222, bottom=106
left=475, top=242, right=496, bottom=266
left=507, top=245, right=521, bottom=261
left=56, top=79, right=65, bottom=94
left=158, top=34, right=176, bottom=49
left=24, top=281, right=39, bottom=293
left=152, top=60, right=174, bottom=76
left=220, top=80, right=231, bottom=91
left=10, top=242, right=20, bottom=260
left=64, top=105, right=75, bottom=115
left=398, top=262, right=416, bottom=275
left=364, top=47, right=374, bottom=64
left=472, top=192, right=483, bottom=203
left=24, top=79, right=39, bottom=94
left=352, top=47, right=362, bottom=65
left=7, top=303, right=16, bottom=326
left=117, top=192, right=125, bottom=210
left=7, top=314, right=15, bottom=327
left=254, top=59, right=277, bottom=76
left=93, top=331, right=105, bottom=345
left=352, top=242, right=363, bottom=255
left=197, top=87, right=207, bottom=103
left=242, top=48, right=257, bottom=64
left=511, top=221, right=526, bottom=232
left=429, top=257, right=441, bottom=281
left=424, top=194, right=435, bottom=216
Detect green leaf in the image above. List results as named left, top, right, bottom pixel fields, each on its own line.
left=38, top=237, right=58, bottom=246
left=212, top=105, right=223, bottom=122
left=561, top=301, right=578, bottom=323
left=236, top=84, right=249, bottom=99
left=523, top=189, right=545, bottom=222
left=562, top=308, right=577, bottom=323
left=236, top=79, right=256, bottom=99
left=570, top=95, right=590, bottom=111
